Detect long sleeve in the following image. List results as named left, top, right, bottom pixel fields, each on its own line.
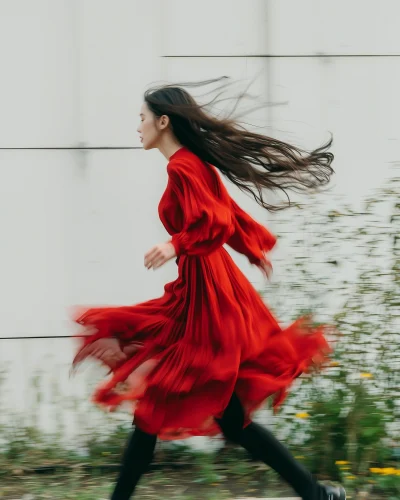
left=227, top=198, right=277, bottom=265
left=167, top=161, right=235, bottom=257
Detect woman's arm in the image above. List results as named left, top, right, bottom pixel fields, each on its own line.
left=227, top=197, right=277, bottom=266
left=167, top=160, right=235, bottom=257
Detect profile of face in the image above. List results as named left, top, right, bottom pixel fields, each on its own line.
left=137, top=102, right=170, bottom=150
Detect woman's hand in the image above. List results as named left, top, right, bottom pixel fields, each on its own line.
left=144, top=242, right=177, bottom=270
left=258, top=256, right=273, bottom=280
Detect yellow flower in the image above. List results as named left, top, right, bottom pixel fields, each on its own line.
left=347, top=475, right=356, bottom=480
left=381, top=467, right=396, bottom=475
left=370, top=467, right=381, bottom=474
left=340, top=466, right=351, bottom=470
left=336, top=461, right=349, bottom=465
left=330, top=361, right=340, bottom=367
left=295, top=412, right=310, bottom=419
left=360, top=372, right=373, bottom=378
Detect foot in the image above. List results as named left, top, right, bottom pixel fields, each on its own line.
left=322, top=483, right=346, bottom=500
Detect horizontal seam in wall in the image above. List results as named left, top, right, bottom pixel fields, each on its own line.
left=163, top=54, right=400, bottom=58
left=0, top=147, right=141, bottom=150
left=0, top=336, right=86, bottom=340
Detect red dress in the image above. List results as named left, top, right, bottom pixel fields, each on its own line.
left=72, top=146, right=331, bottom=440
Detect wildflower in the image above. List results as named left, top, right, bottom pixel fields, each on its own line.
left=295, top=412, right=310, bottom=419
left=340, top=466, right=351, bottom=470
left=360, top=372, right=373, bottom=378
left=382, top=467, right=396, bottom=475
left=347, top=475, right=356, bottom=480
left=369, top=467, right=381, bottom=474
left=330, top=361, right=340, bottom=367
left=336, top=461, right=349, bottom=465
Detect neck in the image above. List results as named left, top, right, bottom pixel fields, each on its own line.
left=157, top=135, right=184, bottom=161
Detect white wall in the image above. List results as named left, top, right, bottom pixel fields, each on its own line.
left=0, top=0, right=399, bottom=450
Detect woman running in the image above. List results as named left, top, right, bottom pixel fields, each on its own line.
left=72, top=80, right=346, bottom=500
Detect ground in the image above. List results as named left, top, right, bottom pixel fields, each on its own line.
left=0, top=467, right=301, bottom=500
left=0, top=467, right=384, bottom=500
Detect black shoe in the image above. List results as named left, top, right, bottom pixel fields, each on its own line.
left=322, top=484, right=346, bottom=500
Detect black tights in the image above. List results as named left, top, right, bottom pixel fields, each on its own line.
left=110, top=424, right=157, bottom=500
left=111, top=393, right=323, bottom=500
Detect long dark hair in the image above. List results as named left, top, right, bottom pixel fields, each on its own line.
left=144, top=77, right=334, bottom=211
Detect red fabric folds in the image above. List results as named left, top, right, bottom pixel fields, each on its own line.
left=71, top=146, right=332, bottom=440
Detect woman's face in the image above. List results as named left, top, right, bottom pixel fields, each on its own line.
left=137, top=102, right=164, bottom=150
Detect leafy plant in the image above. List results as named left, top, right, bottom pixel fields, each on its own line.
left=261, top=168, right=400, bottom=495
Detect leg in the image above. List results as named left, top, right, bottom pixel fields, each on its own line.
left=110, top=425, right=157, bottom=500
left=215, top=393, right=321, bottom=500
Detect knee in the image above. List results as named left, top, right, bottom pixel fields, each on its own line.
left=126, top=426, right=157, bottom=466
left=216, top=417, right=243, bottom=443
left=137, top=428, right=157, bottom=458
left=215, top=393, right=245, bottom=444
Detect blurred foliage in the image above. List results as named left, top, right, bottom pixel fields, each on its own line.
left=262, top=168, right=400, bottom=497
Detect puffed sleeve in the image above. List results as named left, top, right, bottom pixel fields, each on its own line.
left=227, top=198, right=277, bottom=265
left=167, top=161, right=235, bottom=256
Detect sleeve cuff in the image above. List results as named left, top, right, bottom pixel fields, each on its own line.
left=169, top=236, right=182, bottom=257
